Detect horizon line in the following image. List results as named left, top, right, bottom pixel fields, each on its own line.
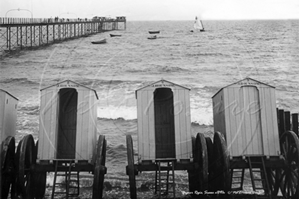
left=128, top=18, right=299, bottom=21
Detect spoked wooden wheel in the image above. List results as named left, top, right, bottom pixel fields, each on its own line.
left=16, top=134, right=36, bottom=199
left=93, top=135, right=106, bottom=199
left=205, top=137, right=214, bottom=191
left=1, top=136, right=16, bottom=199
left=32, top=140, right=47, bottom=199
left=211, top=131, right=230, bottom=193
left=188, top=136, right=198, bottom=192
left=266, top=167, right=280, bottom=197
left=278, top=131, right=299, bottom=198
left=126, top=135, right=137, bottom=199
left=194, top=133, right=208, bottom=191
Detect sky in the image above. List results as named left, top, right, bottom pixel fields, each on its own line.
left=1, top=0, right=299, bottom=20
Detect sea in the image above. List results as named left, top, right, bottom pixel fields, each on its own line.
left=0, top=20, right=299, bottom=196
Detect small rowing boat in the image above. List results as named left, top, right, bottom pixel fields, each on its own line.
left=110, top=34, right=122, bottom=37
left=91, top=39, right=106, bottom=44
left=147, top=35, right=157, bottom=40
left=148, top=30, right=160, bottom=34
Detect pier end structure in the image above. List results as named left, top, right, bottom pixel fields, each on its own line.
left=0, top=16, right=126, bottom=52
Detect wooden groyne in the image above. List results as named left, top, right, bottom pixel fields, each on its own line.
left=0, top=16, right=126, bottom=52
left=277, top=108, right=299, bottom=137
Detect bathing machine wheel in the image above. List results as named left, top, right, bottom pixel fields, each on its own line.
left=268, top=131, right=299, bottom=198
left=1, top=136, right=16, bottom=199
left=188, top=136, right=198, bottom=192
left=279, top=131, right=299, bottom=198
left=32, top=140, right=47, bottom=199
left=126, top=135, right=137, bottom=199
left=194, top=133, right=208, bottom=191
left=92, top=135, right=107, bottom=199
left=205, top=137, right=214, bottom=191
left=15, top=134, right=35, bottom=199
left=211, top=131, right=230, bottom=193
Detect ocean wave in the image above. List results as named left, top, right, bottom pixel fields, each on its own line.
left=18, top=105, right=40, bottom=115
left=98, top=117, right=137, bottom=123
left=97, top=105, right=137, bottom=120
left=106, top=144, right=129, bottom=165
left=186, top=52, right=228, bottom=57
left=171, top=43, right=181, bottom=46
left=97, top=106, right=213, bottom=126
left=0, top=78, right=39, bottom=85
left=155, top=65, right=190, bottom=73
left=202, top=85, right=219, bottom=94
left=125, top=65, right=190, bottom=74
left=71, top=79, right=143, bottom=89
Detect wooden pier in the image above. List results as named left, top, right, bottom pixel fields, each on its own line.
left=0, top=16, right=126, bottom=52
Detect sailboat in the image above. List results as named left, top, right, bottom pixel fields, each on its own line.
left=193, top=16, right=205, bottom=32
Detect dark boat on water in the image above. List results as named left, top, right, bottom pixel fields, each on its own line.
left=110, top=34, right=122, bottom=37
left=91, top=39, right=106, bottom=44
left=148, top=30, right=160, bottom=34
left=147, top=35, right=157, bottom=40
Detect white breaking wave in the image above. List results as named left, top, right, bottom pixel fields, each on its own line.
left=97, top=105, right=213, bottom=125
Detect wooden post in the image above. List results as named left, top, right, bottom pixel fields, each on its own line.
left=25, top=26, right=28, bottom=46
left=77, top=23, right=79, bottom=36
left=6, top=27, right=8, bottom=48
left=284, top=111, right=291, bottom=131
left=278, top=109, right=285, bottom=138
left=58, top=24, right=61, bottom=40
left=33, top=25, right=36, bottom=46
left=47, top=24, right=49, bottom=44
left=30, top=25, right=33, bottom=47
left=8, top=27, right=11, bottom=50
left=20, top=26, right=23, bottom=49
left=53, top=24, right=55, bottom=42
left=292, top=113, right=299, bottom=136
left=39, top=25, right=41, bottom=46
left=17, top=26, right=19, bottom=46
left=62, top=23, right=64, bottom=38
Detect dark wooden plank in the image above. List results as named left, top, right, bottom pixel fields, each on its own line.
left=292, top=113, right=299, bottom=136
left=278, top=109, right=285, bottom=138
left=284, top=111, right=291, bottom=131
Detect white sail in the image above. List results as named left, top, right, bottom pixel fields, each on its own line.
left=194, top=16, right=204, bottom=31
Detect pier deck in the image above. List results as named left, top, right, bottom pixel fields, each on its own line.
left=0, top=16, right=126, bottom=53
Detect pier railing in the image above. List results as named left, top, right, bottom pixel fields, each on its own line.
left=0, top=16, right=126, bottom=25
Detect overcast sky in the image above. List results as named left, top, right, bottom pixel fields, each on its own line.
left=1, top=0, right=299, bottom=20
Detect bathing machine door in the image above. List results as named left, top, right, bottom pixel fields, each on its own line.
left=154, top=88, right=175, bottom=159
left=57, top=88, right=78, bottom=159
